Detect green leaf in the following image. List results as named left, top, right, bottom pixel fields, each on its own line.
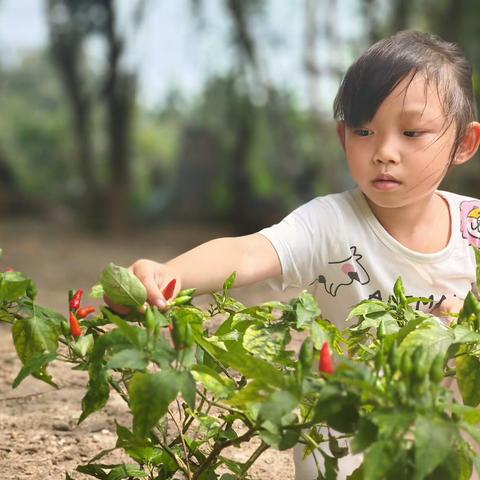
left=452, top=325, right=480, bottom=344
left=309, top=319, right=330, bottom=349
left=457, top=354, right=480, bottom=406
left=129, top=370, right=181, bottom=437
left=370, top=410, right=414, bottom=439
left=242, top=323, right=290, bottom=361
left=150, top=334, right=176, bottom=368
left=106, top=464, right=148, bottom=480
left=76, top=464, right=108, bottom=479
left=102, top=308, right=144, bottom=350
left=223, top=272, right=237, bottom=292
left=259, top=425, right=300, bottom=451
left=259, top=390, right=299, bottom=425
left=363, top=441, right=395, bottom=480
left=427, top=448, right=472, bottom=480
left=215, top=347, right=285, bottom=388
left=414, top=415, right=456, bottom=480
left=79, top=366, right=110, bottom=423
left=191, top=365, right=235, bottom=399
left=399, top=319, right=454, bottom=361
left=347, top=300, right=388, bottom=321
left=107, top=349, right=148, bottom=370
left=351, top=417, right=378, bottom=454
left=12, top=352, right=57, bottom=388
left=179, top=371, right=196, bottom=409
left=12, top=314, right=59, bottom=365
left=291, top=291, right=321, bottom=329
left=0, top=271, right=31, bottom=302
left=100, top=263, right=147, bottom=308
left=451, top=404, right=480, bottom=425
left=73, top=334, right=94, bottom=357
left=90, top=283, right=105, bottom=299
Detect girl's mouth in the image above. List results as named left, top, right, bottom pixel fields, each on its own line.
left=372, top=179, right=401, bottom=191
left=372, top=173, right=401, bottom=191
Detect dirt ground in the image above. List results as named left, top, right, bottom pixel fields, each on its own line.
left=0, top=218, right=300, bottom=480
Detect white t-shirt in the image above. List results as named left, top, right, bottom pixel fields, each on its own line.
left=259, top=188, right=480, bottom=328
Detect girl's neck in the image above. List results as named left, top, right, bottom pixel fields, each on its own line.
left=365, top=193, right=451, bottom=254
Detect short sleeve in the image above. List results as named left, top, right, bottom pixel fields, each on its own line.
left=258, top=196, right=340, bottom=291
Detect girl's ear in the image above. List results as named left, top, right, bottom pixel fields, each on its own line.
left=452, top=121, right=480, bottom=166
left=337, top=121, right=346, bottom=152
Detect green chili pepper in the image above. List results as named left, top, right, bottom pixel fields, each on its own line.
left=388, top=341, right=398, bottom=371
left=412, top=347, right=429, bottom=381
left=144, top=306, right=155, bottom=334
left=178, top=288, right=196, bottom=297
left=393, top=277, right=408, bottom=306
left=400, top=350, right=413, bottom=378
left=299, top=337, right=314, bottom=371
left=170, top=317, right=194, bottom=350
left=170, top=295, right=192, bottom=306
left=429, top=353, right=445, bottom=384
left=377, top=321, right=386, bottom=339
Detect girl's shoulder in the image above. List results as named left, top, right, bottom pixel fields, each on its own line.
left=439, top=190, right=480, bottom=205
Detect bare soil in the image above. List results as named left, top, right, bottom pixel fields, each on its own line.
left=0, top=218, right=299, bottom=480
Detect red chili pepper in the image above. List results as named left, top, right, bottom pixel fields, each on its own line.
left=319, top=342, right=334, bottom=374
left=69, top=289, right=83, bottom=311
left=69, top=312, right=82, bottom=338
left=77, top=306, right=96, bottom=319
left=162, top=279, right=177, bottom=301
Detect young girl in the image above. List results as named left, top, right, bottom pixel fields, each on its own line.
left=119, top=31, right=480, bottom=478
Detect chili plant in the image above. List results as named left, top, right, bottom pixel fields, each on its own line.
left=1, top=249, right=480, bottom=480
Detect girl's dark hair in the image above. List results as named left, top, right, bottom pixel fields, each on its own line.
left=333, top=30, right=478, bottom=157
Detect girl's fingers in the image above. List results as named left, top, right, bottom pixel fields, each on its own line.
left=103, top=295, right=131, bottom=315
left=130, top=261, right=180, bottom=310
left=140, top=275, right=168, bottom=309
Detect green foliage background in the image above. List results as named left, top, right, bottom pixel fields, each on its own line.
left=0, top=0, right=478, bottom=231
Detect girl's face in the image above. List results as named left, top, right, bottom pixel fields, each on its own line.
left=341, top=73, right=457, bottom=210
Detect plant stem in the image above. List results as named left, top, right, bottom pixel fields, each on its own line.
left=238, top=441, right=269, bottom=478
left=168, top=408, right=192, bottom=479
left=192, top=428, right=255, bottom=480
left=108, top=378, right=129, bottom=405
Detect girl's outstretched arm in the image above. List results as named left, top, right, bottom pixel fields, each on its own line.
left=129, top=233, right=282, bottom=309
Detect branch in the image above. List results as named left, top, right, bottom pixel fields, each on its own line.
left=168, top=407, right=192, bottom=479
left=239, top=441, right=269, bottom=478
left=192, top=428, right=255, bottom=480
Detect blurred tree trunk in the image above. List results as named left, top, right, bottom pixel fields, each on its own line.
left=302, top=0, right=343, bottom=196
left=47, top=0, right=99, bottom=225
left=102, top=0, right=134, bottom=231
left=46, top=0, right=138, bottom=231
left=223, top=0, right=258, bottom=232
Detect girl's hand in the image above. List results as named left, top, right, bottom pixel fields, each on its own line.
left=105, top=259, right=181, bottom=314
left=431, top=296, right=464, bottom=325
left=131, top=259, right=181, bottom=310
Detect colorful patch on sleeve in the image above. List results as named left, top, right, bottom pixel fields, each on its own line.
left=460, top=200, right=480, bottom=247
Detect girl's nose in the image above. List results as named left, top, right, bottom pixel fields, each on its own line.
left=372, top=139, right=400, bottom=165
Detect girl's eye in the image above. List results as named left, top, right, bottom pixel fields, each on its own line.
left=404, top=130, right=423, bottom=137
left=353, top=129, right=372, bottom=137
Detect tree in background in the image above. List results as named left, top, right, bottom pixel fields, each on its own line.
left=47, top=0, right=143, bottom=231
